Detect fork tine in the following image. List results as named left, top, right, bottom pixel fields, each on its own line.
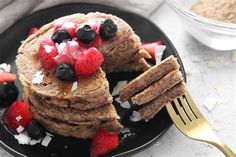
left=184, top=91, right=204, bottom=118
left=173, top=99, right=191, bottom=124
left=179, top=96, right=196, bottom=121
left=166, top=102, right=186, bottom=128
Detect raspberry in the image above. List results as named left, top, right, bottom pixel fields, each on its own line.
left=74, top=47, right=104, bottom=77
left=38, top=39, right=58, bottom=70
left=3, top=101, right=33, bottom=134
left=90, top=129, right=119, bottom=157
left=27, top=27, right=38, bottom=37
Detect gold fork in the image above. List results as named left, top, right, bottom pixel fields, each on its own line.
left=166, top=91, right=236, bottom=157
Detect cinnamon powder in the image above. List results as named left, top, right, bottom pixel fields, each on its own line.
left=191, top=0, right=236, bottom=24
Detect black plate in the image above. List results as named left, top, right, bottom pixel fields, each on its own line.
left=0, top=3, right=186, bottom=157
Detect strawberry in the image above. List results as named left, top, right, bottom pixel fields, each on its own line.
left=142, top=41, right=164, bottom=63
left=55, top=22, right=76, bottom=37
left=74, top=47, right=104, bottom=77
left=0, top=72, right=17, bottom=83
left=3, top=101, right=33, bottom=134
left=90, top=129, right=119, bottom=157
left=27, top=27, right=38, bottom=37
left=38, top=39, right=58, bottom=70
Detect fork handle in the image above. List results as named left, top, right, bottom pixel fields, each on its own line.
left=212, top=142, right=236, bottom=157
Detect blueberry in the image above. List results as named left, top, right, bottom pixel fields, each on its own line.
left=26, top=120, right=45, bottom=140
left=76, top=25, right=96, bottom=43
left=99, top=19, right=118, bottom=40
left=56, top=64, right=75, bottom=81
left=51, top=29, right=71, bottom=44
left=0, top=82, right=18, bottom=107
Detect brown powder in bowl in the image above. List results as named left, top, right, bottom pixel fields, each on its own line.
left=191, top=0, right=236, bottom=24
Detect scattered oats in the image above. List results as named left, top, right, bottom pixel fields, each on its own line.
left=43, top=45, right=54, bottom=53
left=190, top=55, right=200, bottom=62
left=231, top=52, right=236, bottom=63
left=0, top=63, right=11, bottom=73
left=208, top=60, right=216, bottom=69
left=71, top=81, right=78, bottom=92
left=30, top=139, right=41, bottom=145
left=216, top=56, right=224, bottom=63
left=58, top=42, right=67, bottom=53
left=130, top=111, right=142, bottom=122
left=14, top=133, right=30, bottom=145
left=32, top=71, right=44, bottom=84
left=16, top=115, right=22, bottom=122
left=41, top=135, right=52, bottom=147
left=16, top=125, right=25, bottom=133
left=112, top=81, right=128, bottom=96
left=203, top=97, right=217, bottom=111
left=155, top=45, right=166, bottom=64
left=115, top=97, right=130, bottom=109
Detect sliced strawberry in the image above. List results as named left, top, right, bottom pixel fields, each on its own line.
left=27, top=27, right=38, bottom=37
left=3, top=101, right=33, bottom=134
left=142, top=41, right=164, bottom=63
left=90, top=129, right=119, bottom=157
left=74, top=47, right=104, bottom=77
left=0, top=72, right=17, bottom=83
left=38, top=39, right=58, bottom=70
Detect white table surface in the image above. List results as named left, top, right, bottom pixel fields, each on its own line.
left=0, top=2, right=236, bottom=157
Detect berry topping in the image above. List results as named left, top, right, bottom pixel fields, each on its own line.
left=38, top=39, right=58, bottom=70
left=56, top=64, right=75, bottom=81
left=51, top=29, right=71, bottom=44
left=27, top=27, right=38, bottom=37
left=0, top=72, right=17, bottom=83
left=3, top=101, right=33, bottom=134
left=0, top=82, right=18, bottom=107
left=142, top=41, right=165, bottom=63
left=26, top=120, right=45, bottom=140
left=76, top=25, right=96, bottom=44
left=90, top=129, right=119, bottom=157
left=74, top=47, right=104, bottom=77
left=99, top=19, right=118, bottom=40
left=55, top=22, right=76, bottom=38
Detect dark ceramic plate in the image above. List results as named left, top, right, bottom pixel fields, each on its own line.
left=0, top=3, right=186, bottom=157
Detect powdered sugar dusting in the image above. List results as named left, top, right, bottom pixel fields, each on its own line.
left=112, top=80, right=127, bottom=96
left=115, top=97, right=130, bottom=109
left=41, top=135, right=52, bottom=147
left=32, top=71, right=44, bottom=84
left=155, top=45, right=166, bottom=64
left=71, top=81, right=78, bottom=92
left=16, top=125, right=25, bottom=133
left=130, top=111, right=142, bottom=122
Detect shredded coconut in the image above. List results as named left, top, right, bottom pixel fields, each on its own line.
left=155, top=45, right=166, bottom=64
left=30, top=139, right=41, bottom=145
left=14, top=133, right=31, bottom=145
left=43, top=45, right=54, bottom=53
left=115, top=97, right=130, bottom=109
left=58, top=42, right=67, bottom=53
left=32, top=71, right=44, bottom=84
left=130, top=111, right=142, bottom=122
left=111, top=81, right=128, bottom=96
left=71, top=81, right=78, bottom=92
left=0, top=63, right=11, bottom=73
left=16, top=125, right=25, bottom=133
left=41, top=135, right=52, bottom=147
left=16, top=115, right=22, bottom=122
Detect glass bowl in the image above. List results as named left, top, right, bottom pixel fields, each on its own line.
left=167, top=0, right=236, bottom=51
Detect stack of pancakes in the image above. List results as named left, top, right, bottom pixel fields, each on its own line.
left=120, top=56, right=187, bottom=122
left=16, top=12, right=150, bottom=139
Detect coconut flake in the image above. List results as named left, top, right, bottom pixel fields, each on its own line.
left=16, top=115, right=22, bottom=122
left=41, top=135, right=52, bottom=147
left=155, top=45, right=166, bottom=64
left=58, top=42, right=67, bottom=53
left=111, top=81, right=128, bottom=96
left=14, top=133, right=31, bottom=145
left=130, top=111, right=142, bottom=122
left=30, top=139, right=42, bottom=145
left=0, top=63, right=11, bottom=73
left=16, top=125, right=25, bottom=133
left=203, top=97, right=217, bottom=111
left=43, top=45, right=54, bottom=53
left=32, top=71, right=44, bottom=84
left=115, top=97, right=130, bottom=109
left=71, top=81, right=78, bottom=92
